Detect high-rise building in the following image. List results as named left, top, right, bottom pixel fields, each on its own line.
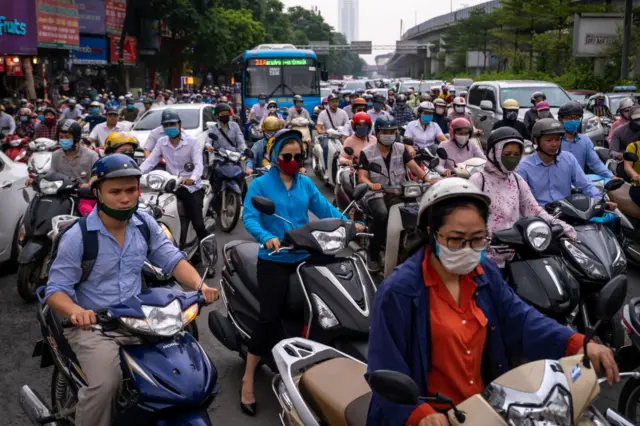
left=338, top=0, right=359, bottom=42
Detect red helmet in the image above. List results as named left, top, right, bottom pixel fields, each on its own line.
left=352, top=112, right=372, bottom=127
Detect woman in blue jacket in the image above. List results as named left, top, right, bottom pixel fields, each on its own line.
left=240, top=128, right=363, bottom=415
left=366, top=178, right=619, bottom=426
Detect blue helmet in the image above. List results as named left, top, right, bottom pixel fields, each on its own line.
left=374, top=117, right=398, bottom=133
left=90, top=153, right=142, bottom=189
left=268, top=129, right=303, bottom=164
left=161, top=108, right=181, bottom=125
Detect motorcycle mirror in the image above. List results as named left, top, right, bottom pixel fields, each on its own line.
left=165, top=179, right=177, bottom=193
left=429, top=158, right=440, bottom=170
left=368, top=370, right=420, bottom=406
left=436, top=147, right=448, bottom=160
left=623, top=152, right=639, bottom=162
left=199, top=234, right=218, bottom=270
left=352, top=183, right=368, bottom=201
left=344, top=146, right=354, bottom=156
left=244, top=148, right=254, bottom=159
left=77, top=186, right=95, bottom=200
left=596, top=275, right=627, bottom=320
left=184, top=162, right=195, bottom=173
left=251, top=196, right=275, bottom=215
left=604, top=179, right=624, bottom=192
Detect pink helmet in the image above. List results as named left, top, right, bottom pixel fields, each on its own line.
left=535, top=101, right=550, bottom=111
left=322, top=97, right=328, bottom=104
left=449, top=117, right=473, bottom=137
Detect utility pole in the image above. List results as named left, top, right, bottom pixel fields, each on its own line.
left=620, top=0, right=632, bottom=79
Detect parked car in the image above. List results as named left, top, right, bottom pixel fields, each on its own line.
left=0, top=151, right=33, bottom=266
left=467, top=80, right=606, bottom=147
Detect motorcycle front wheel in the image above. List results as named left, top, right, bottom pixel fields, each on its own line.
left=17, top=262, right=45, bottom=303
left=618, top=374, right=640, bottom=424
left=219, top=190, right=242, bottom=233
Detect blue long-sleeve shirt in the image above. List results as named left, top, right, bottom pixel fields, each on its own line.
left=246, top=137, right=268, bottom=170
left=562, top=133, right=612, bottom=178
left=516, top=151, right=602, bottom=206
left=44, top=209, right=185, bottom=311
left=243, top=167, right=345, bottom=262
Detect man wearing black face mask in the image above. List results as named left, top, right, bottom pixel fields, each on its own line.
left=206, top=103, right=246, bottom=152
left=610, top=106, right=640, bottom=160
left=492, top=99, right=530, bottom=140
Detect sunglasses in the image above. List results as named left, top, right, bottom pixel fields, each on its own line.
left=280, top=153, right=304, bottom=163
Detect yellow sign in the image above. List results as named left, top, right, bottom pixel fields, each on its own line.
left=231, top=77, right=235, bottom=85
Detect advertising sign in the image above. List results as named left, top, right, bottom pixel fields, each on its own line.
left=110, top=35, right=136, bottom=65
left=76, top=0, right=105, bottom=35
left=0, top=0, right=38, bottom=55
left=71, top=36, right=107, bottom=64
left=573, top=13, right=624, bottom=57
left=105, top=0, right=127, bottom=35
left=37, top=0, right=80, bottom=49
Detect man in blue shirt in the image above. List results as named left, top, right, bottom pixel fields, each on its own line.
left=45, top=154, right=218, bottom=426
left=558, top=101, right=612, bottom=179
left=83, top=101, right=106, bottom=132
left=516, top=118, right=616, bottom=210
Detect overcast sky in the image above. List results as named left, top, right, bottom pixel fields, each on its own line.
left=280, top=0, right=489, bottom=63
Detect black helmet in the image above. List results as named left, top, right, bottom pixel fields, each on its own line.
left=396, top=94, right=407, bottom=103
left=57, top=119, right=82, bottom=143
left=486, top=127, right=524, bottom=154
left=215, top=103, right=231, bottom=115
left=532, top=118, right=565, bottom=139
left=531, top=91, right=546, bottom=104
left=373, top=94, right=386, bottom=105
left=258, top=93, right=267, bottom=100
left=161, top=108, right=181, bottom=124
left=126, top=98, right=134, bottom=105
left=374, top=117, right=398, bottom=133
left=90, top=153, right=142, bottom=190
left=557, top=101, right=583, bottom=118
left=327, top=93, right=339, bottom=102
left=293, top=95, right=304, bottom=103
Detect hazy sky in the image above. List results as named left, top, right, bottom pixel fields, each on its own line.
left=280, top=0, right=489, bottom=63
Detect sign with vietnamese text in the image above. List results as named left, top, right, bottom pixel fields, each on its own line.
left=248, top=58, right=312, bottom=67
left=71, top=36, right=107, bottom=64
left=573, top=13, right=624, bottom=57
left=76, top=0, right=105, bottom=35
left=105, top=0, right=126, bottom=35
left=37, top=0, right=79, bottom=49
left=110, top=35, right=136, bottom=65
left=0, top=0, right=38, bottom=55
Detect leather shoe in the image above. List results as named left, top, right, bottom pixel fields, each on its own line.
left=240, top=389, right=257, bottom=416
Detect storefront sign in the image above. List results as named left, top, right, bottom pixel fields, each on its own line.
left=71, top=36, right=107, bottom=64
left=37, top=0, right=80, bottom=50
left=76, top=0, right=105, bottom=35
left=105, top=0, right=126, bottom=35
left=7, top=58, right=23, bottom=76
left=109, top=35, right=136, bottom=65
left=0, top=1, right=38, bottom=55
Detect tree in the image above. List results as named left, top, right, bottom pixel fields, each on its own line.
left=287, top=6, right=333, bottom=42
left=262, top=0, right=294, bottom=44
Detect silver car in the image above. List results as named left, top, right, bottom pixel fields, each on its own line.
left=467, top=80, right=606, bottom=147
left=0, top=152, right=33, bottom=266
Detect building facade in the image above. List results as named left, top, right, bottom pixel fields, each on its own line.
left=338, top=0, right=359, bottom=43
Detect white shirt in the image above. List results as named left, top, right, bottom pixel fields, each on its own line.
left=317, top=108, right=349, bottom=131
left=89, top=122, right=124, bottom=147
left=144, top=126, right=166, bottom=152
left=250, top=104, right=268, bottom=121
left=403, top=119, right=443, bottom=149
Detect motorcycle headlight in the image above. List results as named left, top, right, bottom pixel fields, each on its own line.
left=507, top=385, right=573, bottom=426
left=583, top=117, right=601, bottom=134
left=120, top=299, right=183, bottom=336
left=562, top=240, right=607, bottom=280
left=227, top=151, right=242, bottom=162
left=612, top=237, right=627, bottom=274
left=311, top=293, right=339, bottom=329
left=525, top=221, right=552, bottom=252
left=312, top=227, right=346, bottom=255
left=147, top=174, right=166, bottom=191
left=39, top=179, right=63, bottom=195
left=403, top=183, right=422, bottom=199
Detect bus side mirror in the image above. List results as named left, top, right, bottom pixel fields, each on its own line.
left=321, top=71, right=329, bottom=82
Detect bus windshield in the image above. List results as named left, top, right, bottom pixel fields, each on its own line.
left=245, top=57, right=319, bottom=98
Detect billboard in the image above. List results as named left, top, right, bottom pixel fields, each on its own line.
left=0, top=0, right=38, bottom=55
left=71, top=36, right=107, bottom=64
left=110, top=35, right=136, bottom=65
left=76, top=0, right=105, bottom=35
left=105, top=0, right=126, bottom=35
left=37, top=0, right=80, bottom=49
left=573, top=13, right=624, bottom=58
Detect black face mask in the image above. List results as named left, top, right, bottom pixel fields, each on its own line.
left=219, top=115, right=230, bottom=124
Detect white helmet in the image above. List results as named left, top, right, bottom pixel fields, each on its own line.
left=417, top=101, right=435, bottom=114
left=453, top=97, right=467, bottom=107
left=418, top=178, right=491, bottom=229
left=618, top=97, right=636, bottom=114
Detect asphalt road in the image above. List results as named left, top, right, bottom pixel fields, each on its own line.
left=0, top=171, right=638, bottom=425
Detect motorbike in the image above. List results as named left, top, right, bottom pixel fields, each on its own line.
left=208, top=185, right=376, bottom=367
left=245, top=119, right=264, bottom=146
left=139, top=167, right=216, bottom=265
left=435, top=147, right=486, bottom=179
left=334, top=147, right=360, bottom=214
left=289, top=117, right=312, bottom=159
left=312, top=128, right=344, bottom=187
left=3, top=135, right=31, bottom=162
left=16, top=173, right=86, bottom=302
left=211, top=145, right=252, bottom=233
left=271, top=276, right=635, bottom=426
left=26, top=138, right=58, bottom=176
left=20, top=235, right=219, bottom=426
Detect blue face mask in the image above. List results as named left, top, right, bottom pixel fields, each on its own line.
left=421, top=114, right=433, bottom=124
left=92, top=108, right=100, bottom=115
left=59, top=139, right=74, bottom=151
left=367, top=102, right=373, bottom=108
left=37, top=115, right=44, bottom=122
left=563, top=120, right=581, bottom=133
left=164, top=127, right=180, bottom=138
left=127, top=105, right=134, bottom=110
left=20, top=115, right=29, bottom=122
left=355, top=126, right=369, bottom=137
left=373, top=102, right=383, bottom=111
left=259, top=100, right=266, bottom=105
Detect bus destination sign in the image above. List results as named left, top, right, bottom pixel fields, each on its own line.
left=251, top=58, right=309, bottom=66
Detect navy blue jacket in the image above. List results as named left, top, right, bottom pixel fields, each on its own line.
left=366, top=247, right=576, bottom=426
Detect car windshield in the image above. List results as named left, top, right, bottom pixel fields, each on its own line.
left=568, top=93, right=585, bottom=101
left=245, top=58, right=319, bottom=97
left=500, top=86, right=571, bottom=108
left=133, top=109, right=200, bottom=131
left=343, top=80, right=372, bottom=91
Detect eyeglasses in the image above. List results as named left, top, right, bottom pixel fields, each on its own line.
left=280, top=153, right=304, bottom=163
left=436, top=232, right=490, bottom=251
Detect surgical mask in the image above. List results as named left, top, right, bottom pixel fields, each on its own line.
left=259, top=100, right=266, bottom=105
left=20, top=115, right=29, bottom=122
left=454, top=106, right=465, bottom=114
left=92, top=108, right=100, bottom=114
left=59, top=139, right=75, bottom=151
left=367, top=102, right=373, bottom=108
left=269, top=107, right=277, bottom=113
left=501, top=155, right=521, bottom=172
left=454, top=135, right=469, bottom=147
left=37, top=115, right=44, bottom=122
left=373, top=102, right=383, bottom=111
left=164, top=127, right=180, bottom=138
left=378, top=135, right=396, bottom=146
left=563, top=120, right=580, bottom=133
left=538, top=110, right=550, bottom=119
left=355, top=126, right=369, bottom=137
left=435, top=243, right=485, bottom=275
left=435, top=107, right=446, bottom=115
left=420, top=115, right=433, bottom=124
left=505, top=111, right=518, bottom=121
left=127, top=105, right=134, bottom=110
left=98, top=193, right=139, bottom=222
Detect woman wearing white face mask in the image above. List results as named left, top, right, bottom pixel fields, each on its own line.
left=259, top=100, right=284, bottom=126
left=435, top=118, right=485, bottom=177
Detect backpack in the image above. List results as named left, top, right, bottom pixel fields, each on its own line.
left=50, top=212, right=151, bottom=287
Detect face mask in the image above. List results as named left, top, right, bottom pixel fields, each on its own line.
left=20, top=115, right=29, bottom=122
left=563, top=120, right=580, bottom=133
left=127, top=105, right=134, bottom=110
left=420, top=115, right=433, bottom=124
left=435, top=107, right=446, bottom=115
left=69, top=105, right=75, bottom=110
left=164, top=127, right=180, bottom=138
left=344, top=97, right=350, bottom=104
left=59, top=139, right=75, bottom=151
left=501, top=155, right=521, bottom=172
left=505, top=111, right=518, bottom=121
left=378, top=134, right=396, bottom=146
left=98, top=193, right=138, bottom=222
left=397, top=103, right=406, bottom=108
left=269, top=107, right=277, bottom=113
left=373, top=103, right=383, bottom=111
left=219, top=115, right=230, bottom=124
left=277, top=158, right=301, bottom=175
left=92, top=108, right=100, bottom=115
left=454, top=135, right=469, bottom=147
left=355, top=126, right=369, bottom=137
left=367, top=102, right=373, bottom=108
left=44, top=117, right=55, bottom=125
left=37, top=115, right=44, bottom=122
left=435, top=243, right=485, bottom=275
left=454, top=106, right=465, bottom=114
left=259, top=100, right=266, bottom=105
left=122, top=151, right=135, bottom=159
left=538, top=110, right=550, bottom=119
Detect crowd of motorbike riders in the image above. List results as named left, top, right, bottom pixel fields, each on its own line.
left=4, top=82, right=640, bottom=426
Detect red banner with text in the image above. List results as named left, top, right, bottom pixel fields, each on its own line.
left=37, top=0, right=80, bottom=49
left=105, top=0, right=127, bottom=35
left=110, top=35, right=137, bottom=65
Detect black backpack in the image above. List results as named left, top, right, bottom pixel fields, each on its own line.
left=50, top=213, right=151, bottom=287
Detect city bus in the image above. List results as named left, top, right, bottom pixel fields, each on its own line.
left=232, top=44, right=326, bottom=126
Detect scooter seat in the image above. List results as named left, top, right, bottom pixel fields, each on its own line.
left=299, top=357, right=371, bottom=426
left=629, top=297, right=640, bottom=333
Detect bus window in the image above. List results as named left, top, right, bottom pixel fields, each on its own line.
left=283, top=63, right=319, bottom=97
left=246, top=65, right=281, bottom=98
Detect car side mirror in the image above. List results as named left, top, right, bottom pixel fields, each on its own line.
left=368, top=370, right=420, bottom=406
left=244, top=148, right=254, bottom=159
left=251, top=196, right=275, bottom=215
left=623, top=152, right=639, bottom=162
left=480, top=100, right=494, bottom=111
left=199, top=234, right=218, bottom=268
left=436, top=147, right=448, bottom=160
left=344, top=146, right=354, bottom=156
left=604, top=179, right=624, bottom=192
left=596, top=276, right=627, bottom=320
left=352, top=183, right=368, bottom=201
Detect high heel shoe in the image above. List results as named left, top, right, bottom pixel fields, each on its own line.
left=239, top=388, right=257, bottom=416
